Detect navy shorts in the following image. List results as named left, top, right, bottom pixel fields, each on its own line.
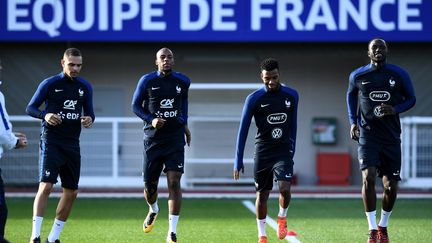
left=358, top=139, right=401, bottom=181
left=142, top=140, right=184, bottom=182
left=254, top=143, right=294, bottom=192
left=39, top=141, right=81, bottom=189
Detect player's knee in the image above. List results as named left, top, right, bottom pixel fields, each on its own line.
left=257, top=192, right=270, bottom=202
left=383, top=181, right=398, bottom=194
left=279, top=187, right=291, bottom=197
left=63, top=189, right=78, bottom=200
left=167, top=180, right=180, bottom=191
left=70, top=190, right=78, bottom=199
left=145, top=182, right=158, bottom=197
left=38, top=183, right=54, bottom=196
left=363, top=175, right=376, bottom=188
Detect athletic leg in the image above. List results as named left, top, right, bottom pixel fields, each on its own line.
left=277, top=180, right=291, bottom=239
left=362, top=167, right=377, bottom=212
left=362, top=167, right=379, bottom=242
left=0, top=174, right=7, bottom=242
left=47, top=188, right=77, bottom=242
left=31, top=182, right=53, bottom=239
left=166, top=171, right=182, bottom=243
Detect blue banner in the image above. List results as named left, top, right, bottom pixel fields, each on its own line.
left=0, top=0, right=430, bottom=42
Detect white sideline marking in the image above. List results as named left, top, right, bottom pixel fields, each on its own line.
left=242, top=200, right=302, bottom=243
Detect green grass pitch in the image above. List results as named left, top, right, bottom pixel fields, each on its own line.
left=4, top=198, right=432, bottom=242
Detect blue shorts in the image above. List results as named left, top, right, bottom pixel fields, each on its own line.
left=39, top=141, right=81, bottom=189
left=358, top=139, right=401, bottom=181
left=142, top=140, right=184, bottom=182
left=254, top=143, right=294, bottom=192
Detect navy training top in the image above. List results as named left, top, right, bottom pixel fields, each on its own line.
left=235, top=85, right=299, bottom=171
left=347, top=63, right=416, bottom=144
left=131, top=71, right=190, bottom=144
left=26, top=72, right=95, bottom=144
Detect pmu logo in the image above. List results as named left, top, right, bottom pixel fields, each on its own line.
left=369, top=91, right=390, bottom=102
left=267, top=113, right=287, bottom=124
left=63, top=100, right=77, bottom=110
left=160, top=98, right=174, bottom=109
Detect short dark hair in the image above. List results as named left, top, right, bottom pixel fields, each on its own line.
left=64, top=48, right=82, bottom=57
left=369, top=38, right=387, bottom=47
left=260, top=58, right=279, bottom=71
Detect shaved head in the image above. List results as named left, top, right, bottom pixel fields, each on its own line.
left=368, top=38, right=388, bottom=67
left=156, top=47, right=173, bottom=58
left=155, top=47, right=175, bottom=74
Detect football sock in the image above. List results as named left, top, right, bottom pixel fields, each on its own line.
left=148, top=200, right=159, bottom=213
left=47, top=218, right=65, bottom=242
left=278, top=205, right=289, bottom=217
left=31, top=216, right=43, bottom=239
left=257, top=218, right=266, bottom=237
left=378, top=209, right=392, bottom=227
left=365, top=210, right=378, bottom=230
left=168, top=215, right=179, bottom=233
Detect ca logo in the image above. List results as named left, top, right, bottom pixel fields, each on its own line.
left=160, top=99, right=174, bottom=109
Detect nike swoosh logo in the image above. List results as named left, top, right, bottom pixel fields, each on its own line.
left=178, top=165, right=183, bottom=168
left=285, top=175, right=292, bottom=178
left=152, top=87, right=160, bottom=90
left=393, top=173, right=399, bottom=176
left=260, top=104, right=270, bottom=108
left=55, top=89, right=63, bottom=92
left=361, top=81, right=371, bottom=85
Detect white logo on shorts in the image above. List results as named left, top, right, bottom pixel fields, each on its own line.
left=45, top=170, right=51, bottom=177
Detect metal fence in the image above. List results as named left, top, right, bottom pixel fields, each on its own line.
left=3, top=116, right=431, bottom=189
left=2, top=116, right=256, bottom=189
left=401, top=117, right=432, bottom=188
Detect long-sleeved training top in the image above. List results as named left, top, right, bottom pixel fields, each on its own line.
left=132, top=71, right=190, bottom=144
left=347, top=63, right=416, bottom=144
left=235, top=85, right=299, bottom=171
left=26, top=72, right=95, bottom=144
left=0, top=91, right=18, bottom=158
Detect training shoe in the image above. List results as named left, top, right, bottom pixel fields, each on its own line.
left=367, top=229, right=378, bottom=243
left=277, top=216, right=288, bottom=239
left=166, top=232, right=177, bottom=243
left=44, top=239, right=60, bottom=243
left=29, top=237, right=41, bottom=243
left=258, top=236, right=267, bottom=243
left=143, top=212, right=158, bottom=233
left=378, top=226, right=389, bottom=243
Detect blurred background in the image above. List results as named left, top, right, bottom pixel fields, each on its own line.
left=1, top=0, right=431, bottom=191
